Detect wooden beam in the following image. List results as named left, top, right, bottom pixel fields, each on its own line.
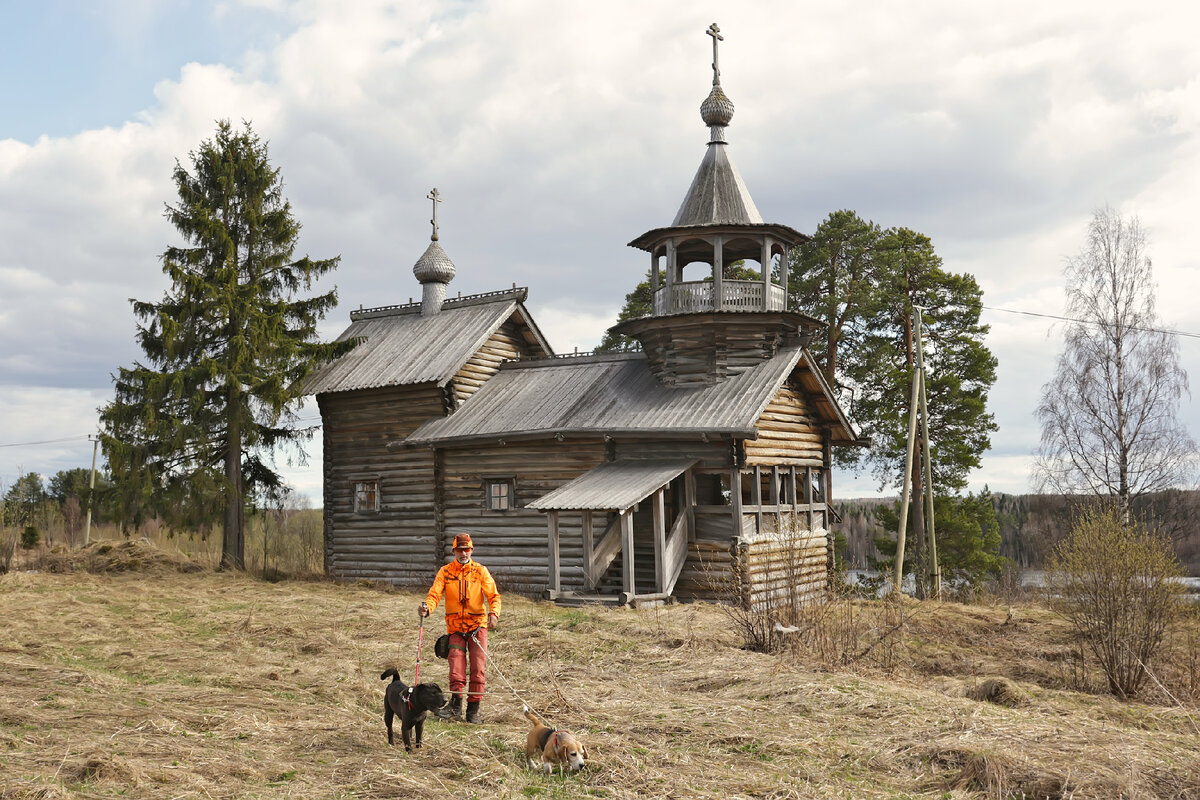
left=805, top=467, right=814, bottom=533
left=621, top=510, right=635, bottom=597
left=684, top=469, right=697, bottom=542
left=653, top=488, right=666, bottom=593
left=731, top=466, right=743, bottom=537
left=753, top=464, right=762, bottom=533
left=581, top=510, right=594, bottom=590
left=548, top=511, right=561, bottom=593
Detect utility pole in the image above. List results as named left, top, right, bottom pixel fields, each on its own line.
left=893, top=344, right=922, bottom=597
left=84, top=434, right=98, bottom=546
left=913, top=308, right=941, bottom=598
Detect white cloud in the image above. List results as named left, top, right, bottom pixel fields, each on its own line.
left=4, top=0, right=1200, bottom=503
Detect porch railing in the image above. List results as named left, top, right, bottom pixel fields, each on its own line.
left=652, top=280, right=786, bottom=314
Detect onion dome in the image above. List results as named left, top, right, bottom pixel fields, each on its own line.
left=413, top=240, right=456, bottom=285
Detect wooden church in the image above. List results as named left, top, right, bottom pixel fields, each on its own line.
left=304, top=26, right=861, bottom=607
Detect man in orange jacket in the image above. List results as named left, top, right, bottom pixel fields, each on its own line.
left=418, top=533, right=501, bottom=723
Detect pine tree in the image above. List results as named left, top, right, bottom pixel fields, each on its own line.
left=100, top=120, right=349, bottom=568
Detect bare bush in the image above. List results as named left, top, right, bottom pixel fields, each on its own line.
left=0, top=526, right=16, bottom=573
left=1047, top=506, right=1186, bottom=699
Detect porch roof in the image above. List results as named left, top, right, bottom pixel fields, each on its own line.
left=526, top=458, right=697, bottom=512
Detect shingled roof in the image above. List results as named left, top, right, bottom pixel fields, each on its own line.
left=406, top=346, right=858, bottom=445
left=303, top=289, right=551, bottom=395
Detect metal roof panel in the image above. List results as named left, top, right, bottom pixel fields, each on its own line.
left=526, top=458, right=698, bottom=511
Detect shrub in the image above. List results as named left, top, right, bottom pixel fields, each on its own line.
left=1047, top=506, right=1185, bottom=699
left=0, top=527, right=15, bottom=573
left=21, top=525, right=40, bottom=550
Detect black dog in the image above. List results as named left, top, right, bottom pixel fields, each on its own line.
left=380, top=668, right=447, bottom=752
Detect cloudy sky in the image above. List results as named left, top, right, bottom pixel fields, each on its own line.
left=3, top=0, right=1199, bottom=504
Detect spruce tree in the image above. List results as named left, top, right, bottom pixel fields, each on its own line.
left=100, top=120, right=348, bottom=568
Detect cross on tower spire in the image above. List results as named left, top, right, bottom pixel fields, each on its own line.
left=427, top=187, right=442, bottom=242
left=707, top=23, right=723, bottom=86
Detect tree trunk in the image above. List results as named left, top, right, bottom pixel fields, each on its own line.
left=222, top=411, right=245, bottom=570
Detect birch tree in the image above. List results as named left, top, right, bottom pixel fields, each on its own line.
left=1035, top=207, right=1196, bottom=522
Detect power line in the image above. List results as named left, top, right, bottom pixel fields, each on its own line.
left=0, top=435, right=93, bottom=449
left=980, top=305, right=1200, bottom=340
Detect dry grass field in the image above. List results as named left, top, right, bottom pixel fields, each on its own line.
left=2, top=540, right=1199, bottom=799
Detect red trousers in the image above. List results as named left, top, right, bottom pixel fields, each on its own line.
left=447, top=629, right=487, bottom=702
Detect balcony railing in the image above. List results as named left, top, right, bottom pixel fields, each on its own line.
left=652, top=280, right=786, bottom=315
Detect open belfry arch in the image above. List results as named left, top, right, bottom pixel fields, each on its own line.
left=306, top=24, right=862, bottom=607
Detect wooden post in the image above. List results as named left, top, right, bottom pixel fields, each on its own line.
left=895, top=353, right=922, bottom=597
left=914, top=309, right=940, bottom=598
left=752, top=464, right=762, bottom=533
left=84, top=434, right=98, bottom=546
left=804, top=467, right=814, bottom=533
left=684, top=469, right=696, bottom=542
left=621, top=509, right=635, bottom=598
left=548, top=511, right=561, bottom=594
left=712, top=235, right=724, bottom=310
left=581, top=510, right=594, bottom=590
left=779, top=247, right=789, bottom=309
left=653, top=488, right=666, bottom=592
left=761, top=237, right=772, bottom=309
left=731, top=466, right=743, bottom=537
left=665, top=239, right=677, bottom=313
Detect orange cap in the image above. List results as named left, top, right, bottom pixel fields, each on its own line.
left=452, top=533, right=474, bottom=551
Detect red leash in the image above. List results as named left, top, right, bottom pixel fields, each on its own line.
left=414, top=614, right=425, bottom=685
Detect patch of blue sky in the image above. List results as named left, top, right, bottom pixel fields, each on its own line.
left=0, top=1, right=292, bottom=143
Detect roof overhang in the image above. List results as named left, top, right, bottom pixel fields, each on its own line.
left=628, top=222, right=808, bottom=256
left=526, top=458, right=698, bottom=512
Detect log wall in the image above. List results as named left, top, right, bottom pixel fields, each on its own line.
left=450, top=319, right=528, bottom=407
left=744, top=381, right=825, bottom=467
left=319, top=385, right=445, bottom=583
left=441, top=439, right=607, bottom=594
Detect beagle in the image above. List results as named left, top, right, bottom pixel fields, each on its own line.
left=523, top=706, right=588, bottom=773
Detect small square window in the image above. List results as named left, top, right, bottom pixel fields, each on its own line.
left=354, top=480, right=379, bottom=513
left=485, top=479, right=513, bottom=512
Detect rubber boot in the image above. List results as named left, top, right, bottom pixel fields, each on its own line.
left=465, top=700, right=481, bottom=724
left=435, top=693, right=461, bottom=720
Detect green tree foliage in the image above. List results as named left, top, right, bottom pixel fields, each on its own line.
left=595, top=269, right=654, bottom=352
left=1048, top=505, right=1185, bottom=698
left=3, top=472, right=51, bottom=529
left=867, top=490, right=1005, bottom=593
left=794, top=219, right=997, bottom=493
left=99, top=120, right=349, bottom=569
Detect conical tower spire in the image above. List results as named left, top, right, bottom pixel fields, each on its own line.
left=673, top=24, right=761, bottom=227
left=413, top=187, right=456, bottom=316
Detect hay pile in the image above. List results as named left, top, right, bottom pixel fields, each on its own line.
left=1, top=570, right=1198, bottom=799
left=34, top=538, right=205, bottom=575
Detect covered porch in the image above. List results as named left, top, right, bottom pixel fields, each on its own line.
left=527, top=459, right=697, bottom=606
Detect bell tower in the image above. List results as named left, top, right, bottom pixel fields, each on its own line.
left=614, top=23, right=820, bottom=386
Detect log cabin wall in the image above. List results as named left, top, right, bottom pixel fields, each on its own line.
left=441, top=439, right=607, bottom=594
left=743, top=380, right=825, bottom=467
left=450, top=319, right=529, bottom=406
left=318, top=385, right=446, bottom=584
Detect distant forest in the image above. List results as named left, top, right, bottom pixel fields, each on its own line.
left=836, top=491, right=1200, bottom=576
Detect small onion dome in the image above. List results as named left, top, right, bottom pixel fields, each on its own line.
left=412, top=241, right=456, bottom=285
left=700, top=84, right=734, bottom=128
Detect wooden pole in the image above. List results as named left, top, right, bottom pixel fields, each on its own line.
left=914, top=307, right=940, bottom=598
left=621, top=510, right=634, bottom=598
left=548, top=511, right=561, bottom=594
left=653, top=488, right=666, bottom=592
left=84, top=434, right=99, bottom=546
left=894, top=345, right=922, bottom=596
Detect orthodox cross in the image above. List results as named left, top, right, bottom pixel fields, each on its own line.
left=707, top=23, right=723, bottom=86
left=427, top=187, right=442, bottom=241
